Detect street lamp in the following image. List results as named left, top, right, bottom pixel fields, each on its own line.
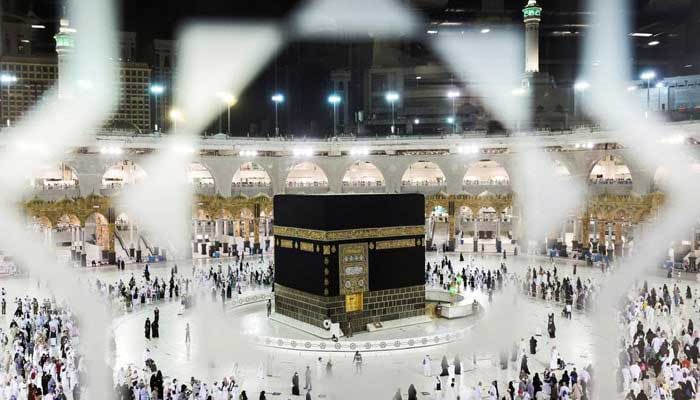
left=640, top=70, right=656, bottom=114
left=169, top=108, right=183, bottom=133
left=149, top=84, right=165, bottom=132
left=218, top=93, right=237, bottom=135
left=328, top=94, right=341, bottom=137
left=385, top=91, right=399, bottom=134
left=271, top=93, right=284, bottom=137
left=1, top=74, right=17, bottom=127
left=446, top=90, right=460, bottom=134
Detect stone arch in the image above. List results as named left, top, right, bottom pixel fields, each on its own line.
left=102, top=160, right=147, bottom=188
left=463, top=159, right=510, bottom=185
left=342, top=161, right=385, bottom=191
left=459, top=205, right=474, bottom=217
left=188, top=161, right=216, bottom=188
left=57, top=214, right=81, bottom=227
left=286, top=161, right=329, bottom=188
left=31, top=162, right=79, bottom=190
left=85, top=212, right=110, bottom=250
left=588, top=154, right=632, bottom=184
left=477, top=206, right=497, bottom=221
left=32, top=216, right=53, bottom=229
left=401, top=161, right=446, bottom=187
left=232, top=161, right=272, bottom=187
left=194, top=209, right=212, bottom=220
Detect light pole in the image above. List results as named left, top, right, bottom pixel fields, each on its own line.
left=149, top=84, right=164, bottom=132
left=573, top=81, right=590, bottom=124
left=640, top=70, right=656, bottom=115
left=655, top=82, right=664, bottom=112
left=447, top=90, right=460, bottom=134
left=385, top=91, right=399, bottom=134
left=218, top=93, right=237, bottom=136
left=169, top=108, right=182, bottom=134
left=1, top=74, right=17, bottom=127
left=328, top=94, right=341, bottom=137
left=271, top=93, right=284, bottom=137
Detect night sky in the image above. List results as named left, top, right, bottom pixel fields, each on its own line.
left=17, top=0, right=698, bottom=137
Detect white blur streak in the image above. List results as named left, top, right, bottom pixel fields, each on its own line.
left=291, top=0, right=422, bottom=39
left=173, top=23, right=283, bottom=133
left=119, top=136, right=195, bottom=259
left=582, top=0, right=700, bottom=396
left=0, top=0, right=118, bottom=395
left=121, top=23, right=283, bottom=260
left=432, top=30, right=578, bottom=251
left=457, top=285, right=529, bottom=357
left=0, top=0, right=118, bottom=197
left=511, top=145, right=584, bottom=246
left=432, top=30, right=528, bottom=130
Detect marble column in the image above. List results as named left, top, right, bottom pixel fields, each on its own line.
left=598, top=220, right=607, bottom=254
left=581, top=216, right=590, bottom=250
left=129, top=223, right=135, bottom=248
left=614, top=222, right=623, bottom=257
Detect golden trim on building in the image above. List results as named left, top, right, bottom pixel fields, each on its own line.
left=279, top=239, right=294, bottom=249
left=375, top=238, right=418, bottom=250
left=273, top=225, right=425, bottom=242
left=299, top=242, right=315, bottom=252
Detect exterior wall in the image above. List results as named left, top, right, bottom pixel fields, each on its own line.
left=275, top=283, right=425, bottom=333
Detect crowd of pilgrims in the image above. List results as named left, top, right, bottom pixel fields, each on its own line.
left=93, top=255, right=274, bottom=314
left=520, top=265, right=601, bottom=315
left=619, top=279, right=700, bottom=399
left=426, top=254, right=507, bottom=298
left=102, top=255, right=276, bottom=400
left=0, top=287, right=84, bottom=399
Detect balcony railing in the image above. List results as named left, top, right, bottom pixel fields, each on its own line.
left=463, top=180, right=510, bottom=186
left=100, top=182, right=126, bottom=196
left=285, top=184, right=330, bottom=194
left=401, top=184, right=447, bottom=195
left=589, top=178, right=633, bottom=185
left=231, top=185, right=273, bottom=197
left=193, top=183, right=216, bottom=196
left=29, top=185, right=80, bottom=200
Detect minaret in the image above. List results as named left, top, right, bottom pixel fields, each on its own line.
left=54, top=16, right=76, bottom=99
left=522, top=0, right=542, bottom=74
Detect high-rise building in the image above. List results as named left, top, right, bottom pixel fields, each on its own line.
left=0, top=16, right=152, bottom=132
left=0, top=55, right=58, bottom=125
left=150, top=39, right=176, bottom=131
left=112, top=62, right=151, bottom=133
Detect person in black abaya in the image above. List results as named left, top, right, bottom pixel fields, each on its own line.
left=292, top=372, right=300, bottom=396
left=520, top=354, right=530, bottom=376
left=151, top=319, right=159, bottom=339
left=408, top=384, right=417, bottom=400
left=440, top=356, right=449, bottom=376
left=530, top=336, right=538, bottom=354
left=144, top=318, right=151, bottom=340
left=547, top=314, right=556, bottom=339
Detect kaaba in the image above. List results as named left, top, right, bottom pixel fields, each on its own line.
left=273, top=194, right=426, bottom=333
